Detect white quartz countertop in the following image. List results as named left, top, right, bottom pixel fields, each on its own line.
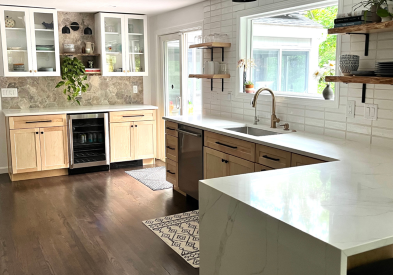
left=2, top=104, right=158, bottom=117
left=164, top=115, right=393, bottom=256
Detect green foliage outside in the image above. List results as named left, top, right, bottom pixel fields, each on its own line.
left=56, top=57, right=89, bottom=105
left=305, top=6, right=338, bottom=93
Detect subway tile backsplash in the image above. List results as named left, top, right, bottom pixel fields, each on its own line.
left=202, top=0, right=393, bottom=148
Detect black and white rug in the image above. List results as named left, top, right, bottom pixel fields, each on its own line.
left=125, top=166, right=173, bottom=191
left=143, top=210, right=200, bottom=268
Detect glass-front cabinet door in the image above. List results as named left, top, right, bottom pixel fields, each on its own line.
left=0, top=7, right=33, bottom=76
left=30, top=9, right=60, bottom=76
left=99, top=13, right=126, bottom=76
left=125, top=15, right=148, bottom=76
left=0, top=7, right=60, bottom=77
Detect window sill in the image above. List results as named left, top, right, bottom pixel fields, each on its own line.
left=235, top=92, right=339, bottom=108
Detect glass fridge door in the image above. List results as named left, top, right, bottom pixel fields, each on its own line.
left=0, top=7, right=32, bottom=76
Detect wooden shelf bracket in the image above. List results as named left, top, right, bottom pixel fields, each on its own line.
left=346, top=33, right=369, bottom=56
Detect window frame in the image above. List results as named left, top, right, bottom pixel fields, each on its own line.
left=236, top=0, right=341, bottom=108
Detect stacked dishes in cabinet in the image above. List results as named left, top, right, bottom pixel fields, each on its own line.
left=375, top=62, right=393, bottom=77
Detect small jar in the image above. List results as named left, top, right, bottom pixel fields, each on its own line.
left=97, top=133, right=103, bottom=143
left=87, top=133, right=93, bottom=143
left=92, top=133, right=97, bottom=143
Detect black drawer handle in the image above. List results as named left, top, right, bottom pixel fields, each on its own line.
left=261, top=169, right=267, bottom=171
left=123, top=115, right=144, bottom=118
left=262, top=155, right=280, bottom=162
left=167, top=170, right=175, bottom=175
left=216, top=142, right=237, bottom=149
left=26, top=120, right=52, bottom=124
left=221, top=159, right=228, bottom=163
left=166, top=146, right=175, bottom=150
left=166, top=127, right=176, bottom=131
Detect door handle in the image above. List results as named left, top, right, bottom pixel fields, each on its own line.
left=167, top=170, right=175, bottom=175
left=262, top=155, right=280, bottom=162
left=26, top=120, right=52, bottom=124
left=166, top=146, right=175, bottom=150
left=123, top=115, right=144, bottom=118
left=215, top=142, right=237, bottom=149
left=176, top=129, right=201, bottom=137
left=175, top=96, right=181, bottom=109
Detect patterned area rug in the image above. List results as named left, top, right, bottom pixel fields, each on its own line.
left=143, top=210, right=200, bottom=268
left=125, top=166, right=173, bottom=191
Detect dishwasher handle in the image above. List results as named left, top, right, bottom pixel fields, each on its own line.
left=176, top=129, right=201, bottom=137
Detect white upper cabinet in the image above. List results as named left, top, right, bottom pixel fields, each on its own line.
left=0, top=6, right=60, bottom=77
left=95, top=13, right=148, bottom=77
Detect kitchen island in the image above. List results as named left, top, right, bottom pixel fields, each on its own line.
left=163, top=115, right=393, bottom=275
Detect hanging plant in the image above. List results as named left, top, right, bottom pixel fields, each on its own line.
left=55, top=56, right=89, bottom=105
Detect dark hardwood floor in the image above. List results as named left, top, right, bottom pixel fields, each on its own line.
left=0, top=161, right=199, bottom=275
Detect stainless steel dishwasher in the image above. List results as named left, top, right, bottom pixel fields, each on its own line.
left=177, top=124, right=203, bottom=200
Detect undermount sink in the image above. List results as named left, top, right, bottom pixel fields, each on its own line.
left=224, top=126, right=280, bottom=137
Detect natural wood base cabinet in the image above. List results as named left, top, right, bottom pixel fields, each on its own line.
left=9, top=125, right=68, bottom=175
left=110, top=110, right=156, bottom=163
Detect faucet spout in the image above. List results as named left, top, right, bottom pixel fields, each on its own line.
left=251, top=88, right=280, bottom=128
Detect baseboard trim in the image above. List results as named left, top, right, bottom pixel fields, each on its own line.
left=0, top=166, right=8, bottom=174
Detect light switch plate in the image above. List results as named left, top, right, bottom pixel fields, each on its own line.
left=347, top=100, right=356, bottom=118
left=364, top=104, right=378, bottom=120
left=133, top=86, right=138, bottom=94
left=1, top=88, right=18, bottom=97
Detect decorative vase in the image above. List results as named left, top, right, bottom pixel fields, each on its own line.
left=5, top=16, right=15, bottom=28
left=370, top=4, right=382, bottom=22
left=323, top=84, right=334, bottom=100
left=339, top=55, right=359, bottom=76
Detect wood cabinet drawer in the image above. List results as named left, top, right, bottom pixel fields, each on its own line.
left=255, top=163, right=274, bottom=172
left=256, top=144, right=292, bottom=169
left=204, top=131, right=255, bottom=162
left=109, top=110, right=155, bottom=123
left=165, top=121, right=178, bottom=137
left=165, top=134, right=178, bottom=162
left=166, top=158, right=178, bottom=187
left=291, top=153, right=324, bottom=167
left=9, top=114, right=67, bottom=130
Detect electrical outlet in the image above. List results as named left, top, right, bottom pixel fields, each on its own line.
left=227, top=92, right=232, bottom=100
left=346, top=100, right=356, bottom=118
left=133, top=86, right=138, bottom=94
left=1, top=88, right=18, bottom=97
left=364, top=104, right=378, bottom=120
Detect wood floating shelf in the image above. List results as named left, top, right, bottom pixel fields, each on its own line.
left=326, top=75, right=393, bottom=103
left=326, top=76, right=393, bottom=85
left=328, top=21, right=393, bottom=35
left=189, top=74, right=230, bottom=79
left=60, top=53, right=100, bottom=57
left=189, top=42, right=231, bottom=49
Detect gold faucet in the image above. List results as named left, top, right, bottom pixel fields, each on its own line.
left=251, top=88, right=281, bottom=128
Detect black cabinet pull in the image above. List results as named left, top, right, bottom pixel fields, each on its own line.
left=261, top=169, right=267, bottom=171
left=221, top=159, right=228, bottom=163
left=131, top=125, right=134, bottom=128
left=41, top=132, right=44, bottom=134
left=35, top=132, right=39, bottom=134
left=26, top=120, right=52, bottom=124
left=167, top=170, right=175, bottom=175
left=166, top=146, right=175, bottom=150
left=166, top=127, right=175, bottom=131
left=135, top=125, right=138, bottom=127
left=216, top=142, right=237, bottom=149
left=123, top=115, right=144, bottom=118
left=262, top=155, right=280, bottom=162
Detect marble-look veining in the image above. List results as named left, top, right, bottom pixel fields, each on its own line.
left=164, top=115, right=393, bottom=274
left=2, top=104, right=157, bottom=117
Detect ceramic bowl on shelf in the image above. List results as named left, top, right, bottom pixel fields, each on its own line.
left=339, top=55, right=359, bottom=76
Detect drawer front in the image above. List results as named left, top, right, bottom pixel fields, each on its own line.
left=204, top=131, right=255, bottom=162
left=165, top=121, right=178, bottom=137
left=291, top=153, right=324, bottom=167
left=166, top=158, right=178, bottom=187
left=165, top=134, right=178, bottom=162
left=255, top=163, right=274, bottom=172
left=9, top=114, right=67, bottom=130
left=256, top=144, right=292, bottom=169
left=110, top=110, right=155, bottom=122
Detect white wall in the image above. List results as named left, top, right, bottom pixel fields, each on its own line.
left=202, top=0, right=393, bottom=148
left=0, top=99, right=8, bottom=174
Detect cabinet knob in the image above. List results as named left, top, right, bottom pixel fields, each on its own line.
left=30, top=70, right=32, bottom=73
left=41, top=132, right=44, bottom=134
left=34, top=70, right=37, bottom=73
left=127, top=70, right=130, bottom=73
left=123, top=70, right=126, bottom=73
left=35, top=132, right=38, bottom=134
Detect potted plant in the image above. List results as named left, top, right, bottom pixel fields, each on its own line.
left=313, top=61, right=335, bottom=100
left=353, top=0, right=388, bottom=22
left=55, top=56, right=89, bottom=105
left=244, top=81, right=255, bottom=94
left=238, top=59, right=256, bottom=93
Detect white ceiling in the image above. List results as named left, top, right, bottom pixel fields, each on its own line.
left=0, top=0, right=205, bottom=15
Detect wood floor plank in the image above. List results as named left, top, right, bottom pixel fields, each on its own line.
left=0, top=161, right=199, bottom=275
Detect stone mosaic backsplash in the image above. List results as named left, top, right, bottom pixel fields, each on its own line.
left=0, top=76, right=143, bottom=109
left=1, top=12, right=144, bottom=109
